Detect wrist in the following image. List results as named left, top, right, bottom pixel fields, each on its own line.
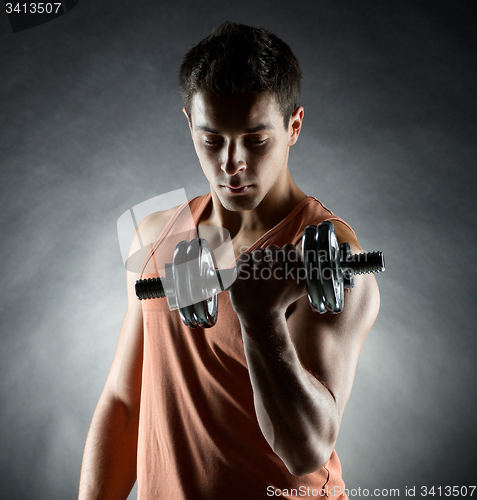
left=238, top=308, right=292, bottom=352
left=237, top=306, right=285, bottom=330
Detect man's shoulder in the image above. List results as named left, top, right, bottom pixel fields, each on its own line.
left=137, top=204, right=182, bottom=243
left=331, top=219, right=361, bottom=252
left=303, top=196, right=361, bottom=252
left=137, top=192, right=210, bottom=248
left=128, top=205, right=182, bottom=267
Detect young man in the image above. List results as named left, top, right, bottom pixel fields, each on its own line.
left=78, top=22, right=380, bottom=500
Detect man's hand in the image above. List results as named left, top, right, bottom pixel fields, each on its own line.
left=229, top=244, right=307, bottom=320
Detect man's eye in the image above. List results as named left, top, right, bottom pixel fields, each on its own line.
left=204, top=139, right=223, bottom=145
left=246, top=138, right=267, bottom=145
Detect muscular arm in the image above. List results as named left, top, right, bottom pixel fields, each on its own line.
left=78, top=261, right=143, bottom=500
left=233, top=221, right=380, bottom=476
left=78, top=209, right=176, bottom=499
left=240, top=312, right=339, bottom=476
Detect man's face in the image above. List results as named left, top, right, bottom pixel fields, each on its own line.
left=185, top=91, right=301, bottom=212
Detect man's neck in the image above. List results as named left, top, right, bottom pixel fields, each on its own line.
left=200, top=172, right=307, bottom=241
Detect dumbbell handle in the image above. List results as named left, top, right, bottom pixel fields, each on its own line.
left=135, top=250, right=384, bottom=301
left=342, top=251, right=385, bottom=275
left=135, top=276, right=166, bottom=300
left=135, top=267, right=235, bottom=300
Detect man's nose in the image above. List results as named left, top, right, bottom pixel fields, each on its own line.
left=221, top=142, right=246, bottom=176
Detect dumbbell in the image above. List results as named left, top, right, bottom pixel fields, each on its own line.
left=135, top=221, right=385, bottom=328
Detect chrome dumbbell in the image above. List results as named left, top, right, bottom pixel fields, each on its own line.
left=135, top=221, right=385, bottom=328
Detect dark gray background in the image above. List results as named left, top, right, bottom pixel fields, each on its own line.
left=1, top=0, right=476, bottom=498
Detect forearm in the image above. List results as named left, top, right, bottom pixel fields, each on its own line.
left=78, top=393, right=139, bottom=500
left=239, top=312, right=340, bottom=476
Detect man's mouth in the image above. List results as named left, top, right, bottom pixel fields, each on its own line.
left=222, top=185, right=251, bottom=194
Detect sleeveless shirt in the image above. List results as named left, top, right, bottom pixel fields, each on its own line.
left=137, top=193, right=353, bottom=500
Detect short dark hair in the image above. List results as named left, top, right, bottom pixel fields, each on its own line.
left=178, top=21, right=302, bottom=129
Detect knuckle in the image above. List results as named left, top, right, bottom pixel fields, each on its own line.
left=282, top=243, right=296, bottom=252
left=251, top=249, right=264, bottom=261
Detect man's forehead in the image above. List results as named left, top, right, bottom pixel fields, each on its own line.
left=195, top=123, right=275, bottom=134
left=190, top=91, right=281, bottom=130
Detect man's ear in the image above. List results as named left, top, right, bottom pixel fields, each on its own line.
left=288, top=106, right=304, bottom=146
left=182, top=107, right=192, bottom=132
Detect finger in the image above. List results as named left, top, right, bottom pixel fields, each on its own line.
left=236, top=252, right=252, bottom=276
left=281, top=243, right=300, bottom=263
left=262, top=246, right=278, bottom=268
left=264, top=244, right=281, bottom=253
left=265, top=244, right=283, bottom=261
left=250, top=248, right=265, bottom=265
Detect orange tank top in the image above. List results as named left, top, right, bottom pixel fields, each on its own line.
left=137, top=194, right=352, bottom=500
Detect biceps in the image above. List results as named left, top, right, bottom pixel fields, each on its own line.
left=287, top=273, right=380, bottom=417
left=103, top=300, right=144, bottom=413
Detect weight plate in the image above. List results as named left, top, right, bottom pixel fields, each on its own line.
left=186, top=238, right=218, bottom=328
left=317, top=221, right=344, bottom=313
left=302, top=225, right=326, bottom=313
left=174, top=240, right=199, bottom=328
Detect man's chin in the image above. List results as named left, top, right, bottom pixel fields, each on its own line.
left=216, top=192, right=261, bottom=212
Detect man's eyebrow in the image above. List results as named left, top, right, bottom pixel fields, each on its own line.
left=245, top=124, right=275, bottom=133
left=196, top=125, right=219, bottom=133
left=195, top=124, right=275, bottom=133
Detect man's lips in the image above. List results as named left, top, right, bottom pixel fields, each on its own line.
left=222, top=185, right=252, bottom=193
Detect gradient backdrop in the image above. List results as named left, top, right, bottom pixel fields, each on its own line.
left=1, top=1, right=476, bottom=498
